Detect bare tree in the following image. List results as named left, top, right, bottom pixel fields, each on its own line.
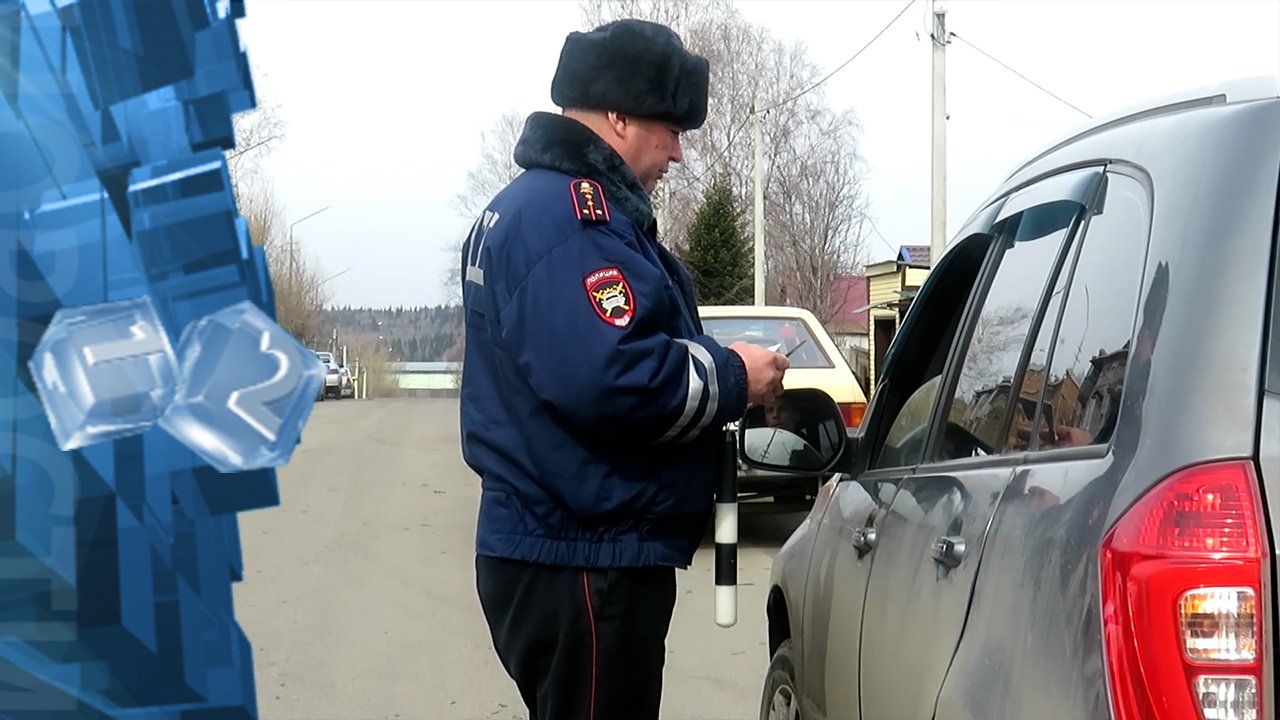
left=240, top=176, right=330, bottom=344
left=954, top=305, right=1037, bottom=403
left=444, top=110, right=527, bottom=301
left=453, top=1, right=873, bottom=324
left=765, top=108, right=871, bottom=319
left=578, top=0, right=794, bottom=247
left=226, top=85, right=287, bottom=206
left=453, top=110, right=528, bottom=221
left=440, top=110, right=527, bottom=363
left=578, top=0, right=870, bottom=315
left=580, top=0, right=730, bottom=42
left=225, top=93, right=329, bottom=346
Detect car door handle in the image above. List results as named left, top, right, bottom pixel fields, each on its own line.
left=931, top=535, right=967, bottom=568
left=851, top=527, right=878, bottom=555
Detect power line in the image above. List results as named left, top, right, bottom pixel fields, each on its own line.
left=226, top=136, right=277, bottom=160
left=666, top=114, right=752, bottom=196
left=758, top=0, right=919, bottom=114
left=668, top=0, right=918, bottom=196
left=949, top=31, right=1093, bottom=119
left=865, top=215, right=899, bottom=256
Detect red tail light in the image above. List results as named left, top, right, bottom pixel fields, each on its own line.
left=838, top=402, right=866, bottom=428
left=1100, top=460, right=1269, bottom=720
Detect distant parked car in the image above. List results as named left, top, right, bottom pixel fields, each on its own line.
left=339, top=367, right=354, bottom=399
left=315, top=351, right=341, bottom=399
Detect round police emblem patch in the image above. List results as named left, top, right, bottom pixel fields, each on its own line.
left=584, top=267, right=634, bottom=327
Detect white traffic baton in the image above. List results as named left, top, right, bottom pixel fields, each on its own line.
left=714, top=427, right=738, bottom=628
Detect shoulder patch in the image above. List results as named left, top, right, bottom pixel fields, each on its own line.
left=571, top=179, right=610, bottom=223
left=584, top=267, right=634, bottom=328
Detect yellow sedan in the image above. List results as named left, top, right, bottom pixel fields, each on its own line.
left=699, top=305, right=867, bottom=427
left=700, top=305, right=867, bottom=508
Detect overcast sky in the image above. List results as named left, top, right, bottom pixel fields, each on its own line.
left=234, top=0, right=1280, bottom=310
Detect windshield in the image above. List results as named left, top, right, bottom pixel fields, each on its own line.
left=702, top=316, right=833, bottom=369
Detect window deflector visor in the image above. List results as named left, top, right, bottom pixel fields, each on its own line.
left=996, top=166, right=1107, bottom=225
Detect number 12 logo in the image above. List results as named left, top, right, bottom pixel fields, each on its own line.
left=29, top=296, right=326, bottom=473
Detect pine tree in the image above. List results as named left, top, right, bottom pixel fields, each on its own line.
left=680, top=172, right=753, bottom=306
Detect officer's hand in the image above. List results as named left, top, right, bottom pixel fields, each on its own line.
left=730, top=342, right=789, bottom=407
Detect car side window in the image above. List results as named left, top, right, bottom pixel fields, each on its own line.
left=1016, top=173, right=1151, bottom=452
left=933, top=201, right=1080, bottom=461
left=1000, top=227, right=1076, bottom=454
left=870, top=236, right=989, bottom=471
left=877, top=374, right=945, bottom=469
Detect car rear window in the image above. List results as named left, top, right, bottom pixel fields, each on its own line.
left=701, top=317, right=834, bottom=369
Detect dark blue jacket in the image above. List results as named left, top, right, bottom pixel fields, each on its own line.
left=459, top=113, right=748, bottom=569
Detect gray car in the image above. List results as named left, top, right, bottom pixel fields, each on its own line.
left=743, top=76, right=1280, bottom=720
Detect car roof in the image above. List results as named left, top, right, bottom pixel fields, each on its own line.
left=1003, top=75, right=1279, bottom=186
left=943, top=74, right=1280, bottom=267
left=698, top=305, right=823, bottom=322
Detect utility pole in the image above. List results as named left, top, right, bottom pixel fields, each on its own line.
left=931, top=1, right=948, bottom=266
left=752, top=102, right=765, bottom=305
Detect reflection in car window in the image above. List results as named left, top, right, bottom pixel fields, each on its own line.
left=867, top=234, right=990, bottom=471
left=1002, top=232, right=1075, bottom=453
left=702, top=317, right=832, bottom=368
left=937, top=201, right=1079, bottom=460
left=875, top=374, right=944, bottom=469
left=1018, top=174, right=1150, bottom=452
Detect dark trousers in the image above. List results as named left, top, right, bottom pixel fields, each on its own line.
left=475, top=555, right=677, bottom=720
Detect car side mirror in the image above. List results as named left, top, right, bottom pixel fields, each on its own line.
left=739, top=388, right=846, bottom=475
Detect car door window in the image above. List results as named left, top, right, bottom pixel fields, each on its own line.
left=934, top=201, right=1081, bottom=461
left=878, top=374, right=944, bottom=469
left=1001, top=226, right=1076, bottom=454
left=870, top=236, right=991, bottom=471
left=1017, top=173, right=1152, bottom=452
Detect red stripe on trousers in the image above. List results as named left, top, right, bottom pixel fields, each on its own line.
left=582, top=572, right=597, bottom=720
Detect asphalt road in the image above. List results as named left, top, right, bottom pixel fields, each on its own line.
left=233, top=397, right=807, bottom=720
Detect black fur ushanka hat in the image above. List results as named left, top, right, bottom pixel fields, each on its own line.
left=550, top=19, right=711, bottom=131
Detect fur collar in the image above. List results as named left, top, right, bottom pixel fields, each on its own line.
left=513, top=112, right=655, bottom=232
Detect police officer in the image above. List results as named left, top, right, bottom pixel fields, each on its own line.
left=458, top=17, right=790, bottom=720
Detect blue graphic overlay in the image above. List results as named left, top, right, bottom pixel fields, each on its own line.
left=1, top=0, right=299, bottom=717
left=161, top=301, right=324, bottom=473
left=27, top=296, right=180, bottom=451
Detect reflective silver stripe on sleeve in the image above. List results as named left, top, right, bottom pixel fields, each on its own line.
left=682, top=340, right=720, bottom=440
left=466, top=266, right=484, bottom=285
left=658, top=339, right=720, bottom=443
left=658, top=340, right=704, bottom=443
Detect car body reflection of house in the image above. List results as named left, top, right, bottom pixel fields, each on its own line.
left=957, top=345, right=1129, bottom=446
left=1076, top=345, right=1129, bottom=435
left=1014, top=366, right=1082, bottom=432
